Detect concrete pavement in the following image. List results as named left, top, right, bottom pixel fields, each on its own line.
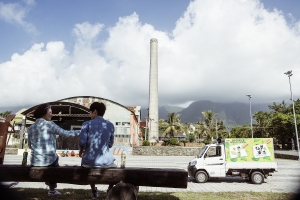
left=2, top=154, right=300, bottom=194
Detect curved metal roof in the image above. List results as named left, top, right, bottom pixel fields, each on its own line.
left=21, top=96, right=139, bottom=122
left=58, top=96, right=135, bottom=113
left=58, top=96, right=139, bottom=121
left=21, top=101, right=90, bottom=121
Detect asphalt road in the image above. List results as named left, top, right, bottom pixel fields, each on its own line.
left=2, top=154, right=300, bottom=194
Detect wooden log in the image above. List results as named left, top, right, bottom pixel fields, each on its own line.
left=0, top=165, right=188, bottom=188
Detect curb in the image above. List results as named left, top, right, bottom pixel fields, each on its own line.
left=275, top=153, right=299, bottom=160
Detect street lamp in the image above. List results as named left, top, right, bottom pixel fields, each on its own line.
left=284, top=70, right=300, bottom=160
left=246, top=94, right=253, bottom=138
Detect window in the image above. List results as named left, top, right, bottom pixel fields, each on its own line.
left=206, top=146, right=222, bottom=157
left=115, top=127, right=129, bottom=135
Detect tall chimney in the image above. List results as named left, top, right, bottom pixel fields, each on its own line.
left=148, top=38, right=158, bottom=142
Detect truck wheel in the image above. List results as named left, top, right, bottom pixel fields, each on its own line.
left=195, top=171, right=208, bottom=183
left=251, top=171, right=264, bottom=184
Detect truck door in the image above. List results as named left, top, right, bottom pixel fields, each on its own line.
left=204, top=145, right=226, bottom=177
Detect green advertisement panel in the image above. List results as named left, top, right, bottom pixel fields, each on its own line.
left=224, top=138, right=274, bottom=162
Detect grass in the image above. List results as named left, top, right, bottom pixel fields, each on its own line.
left=3, top=188, right=297, bottom=200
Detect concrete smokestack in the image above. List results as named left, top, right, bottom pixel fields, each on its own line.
left=148, top=38, right=159, bottom=142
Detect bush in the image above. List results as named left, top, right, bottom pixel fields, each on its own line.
left=142, top=140, right=150, bottom=146
left=162, top=139, right=170, bottom=146
left=180, top=139, right=189, bottom=147
left=169, top=138, right=178, bottom=146
left=180, top=139, right=189, bottom=143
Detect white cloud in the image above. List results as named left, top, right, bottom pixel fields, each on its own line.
left=0, top=0, right=299, bottom=108
left=0, top=1, right=37, bottom=34
left=73, top=22, right=104, bottom=48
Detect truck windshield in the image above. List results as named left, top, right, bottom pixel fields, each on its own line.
left=198, top=146, right=208, bottom=158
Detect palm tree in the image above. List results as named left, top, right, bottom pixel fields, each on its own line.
left=201, top=110, right=217, bottom=138
left=158, top=119, right=169, bottom=134
left=194, top=121, right=206, bottom=138
left=163, top=112, right=183, bottom=138
left=182, top=123, right=194, bottom=134
left=0, top=111, right=12, bottom=118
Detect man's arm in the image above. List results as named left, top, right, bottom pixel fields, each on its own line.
left=50, top=121, right=80, bottom=137
left=108, top=123, right=115, bottom=148
left=78, top=122, right=89, bottom=157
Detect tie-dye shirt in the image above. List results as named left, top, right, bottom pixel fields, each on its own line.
left=79, top=116, right=115, bottom=167
left=28, top=118, right=80, bottom=166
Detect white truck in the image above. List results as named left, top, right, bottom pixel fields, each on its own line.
left=188, top=138, right=277, bottom=184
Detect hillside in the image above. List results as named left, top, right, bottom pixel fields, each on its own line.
left=179, top=100, right=270, bottom=127
left=141, top=100, right=270, bottom=127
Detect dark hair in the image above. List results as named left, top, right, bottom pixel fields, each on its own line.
left=33, top=103, right=51, bottom=119
left=90, top=102, right=106, bottom=116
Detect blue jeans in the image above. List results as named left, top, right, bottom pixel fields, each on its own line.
left=46, top=157, right=59, bottom=190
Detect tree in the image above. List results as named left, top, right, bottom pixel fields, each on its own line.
left=201, top=110, right=217, bottom=139
left=158, top=119, right=169, bottom=132
left=194, top=121, right=206, bottom=138
left=0, top=111, right=12, bottom=118
left=188, top=133, right=195, bottom=143
left=230, top=125, right=252, bottom=138
left=228, top=100, right=300, bottom=149
left=193, top=110, right=223, bottom=143
left=162, top=112, right=183, bottom=138
left=253, top=111, right=271, bottom=138
left=268, top=100, right=300, bottom=149
left=182, top=122, right=195, bottom=135
left=215, top=120, right=229, bottom=138
left=140, top=127, right=146, bottom=140
left=193, top=111, right=229, bottom=143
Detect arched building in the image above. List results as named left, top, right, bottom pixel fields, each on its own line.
left=21, top=96, right=141, bottom=149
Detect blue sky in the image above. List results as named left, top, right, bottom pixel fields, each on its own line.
left=0, top=0, right=192, bottom=62
left=0, top=0, right=300, bottom=108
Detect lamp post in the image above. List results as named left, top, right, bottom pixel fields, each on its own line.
left=216, top=120, right=218, bottom=139
left=246, top=94, right=253, bottom=138
left=284, top=70, right=300, bottom=160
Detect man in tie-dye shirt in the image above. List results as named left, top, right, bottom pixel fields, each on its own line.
left=28, top=103, right=80, bottom=196
left=79, top=102, right=116, bottom=199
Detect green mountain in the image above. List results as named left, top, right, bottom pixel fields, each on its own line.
left=179, top=100, right=270, bottom=127
left=140, top=100, right=270, bottom=127
left=141, top=105, right=184, bottom=121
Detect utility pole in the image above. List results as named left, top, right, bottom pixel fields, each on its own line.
left=216, top=120, right=218, bottom=138
left=246, top=94, right=253, bottom=138
left=284, top=70, right=300, bottom=160
left=19, top=116, right=26, bottom=149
